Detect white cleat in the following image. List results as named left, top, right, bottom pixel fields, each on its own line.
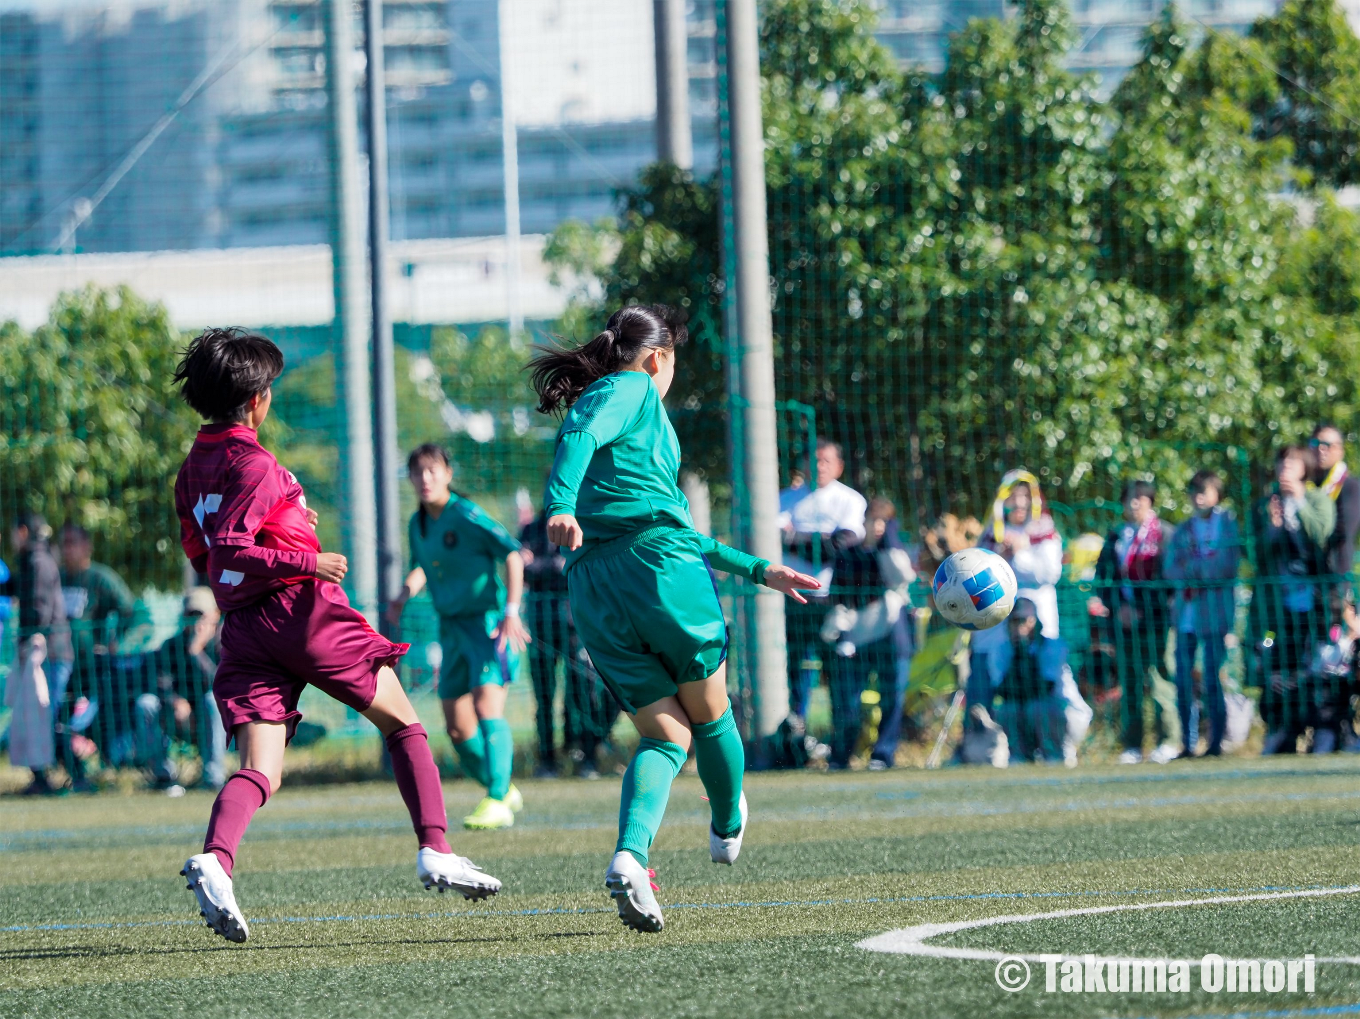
left=709, top=792, right=749, bottom=865
left=604, top=851, right=664, bottom=933
left=416, top=847, right=502, bottom=900
left=181, top=853, right=248, bottom=943
left=1149, top=742, right=1180, bottom=765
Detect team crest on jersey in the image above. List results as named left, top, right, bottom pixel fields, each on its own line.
left=443, top=531, right=459, bottom=548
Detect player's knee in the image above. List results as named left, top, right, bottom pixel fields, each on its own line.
left=446, top=721, right=476, bottom=743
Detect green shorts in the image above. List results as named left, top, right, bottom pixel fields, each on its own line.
left=567, top=524, right=728, bottom=713
left=437, top=611, right=516, bottom=701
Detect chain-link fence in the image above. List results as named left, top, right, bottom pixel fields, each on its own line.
left=4, top=0, right=1360, bottom=790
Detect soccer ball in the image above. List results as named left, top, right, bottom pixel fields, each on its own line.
left=931, top=547, right=1018, bottom=630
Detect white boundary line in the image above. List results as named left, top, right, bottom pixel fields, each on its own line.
left=857, top=885, right=1360, bottom=964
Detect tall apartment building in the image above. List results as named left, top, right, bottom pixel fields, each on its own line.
left=871, top=0, right=1280, bottom=87
left=0, top=0, right=1287, bottom=258
left=0, top=0, right=686, bottom=254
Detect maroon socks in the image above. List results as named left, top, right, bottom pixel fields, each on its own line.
left=202, top=727, right=448, bottom=878
left=204, top=768, right=272, bottom=877
left=386, top=723, right=452, bottom=854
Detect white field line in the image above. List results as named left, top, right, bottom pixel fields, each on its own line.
left=857, top=884, right=1360, bottom=964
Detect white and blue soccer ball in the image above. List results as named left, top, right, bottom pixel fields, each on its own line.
left=931, top=547, right=1018, bottom=630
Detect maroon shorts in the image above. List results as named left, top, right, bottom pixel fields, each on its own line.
left=214, top=580, right=409, bottom=741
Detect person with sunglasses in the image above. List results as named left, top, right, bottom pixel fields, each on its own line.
left=1310, top=425, right=1360, bottom=593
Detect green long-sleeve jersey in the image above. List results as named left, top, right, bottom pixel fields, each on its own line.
left=544, top=370, right=768, bottom=582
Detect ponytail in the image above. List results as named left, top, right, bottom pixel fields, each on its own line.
left=528, top=304, right=687, bottom=415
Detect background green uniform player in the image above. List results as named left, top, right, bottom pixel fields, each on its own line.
left=530, top=304, right=817, bottom=932
left=389, top=444, right=530, bottom=830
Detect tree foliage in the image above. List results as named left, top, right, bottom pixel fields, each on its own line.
left=548, top=0, right=1360, bottom=528
left=0, top=286, right=198, bottom=588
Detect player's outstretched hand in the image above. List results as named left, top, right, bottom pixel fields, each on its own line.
left=763, top=564, right=821, bottom=604
left=547, top=513, right=584, bottom=551
left=494, top=614, right=531, bottom=654
left=315, top=552, right=348, bottom=583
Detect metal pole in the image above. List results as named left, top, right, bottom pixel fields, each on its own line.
left=365, top=0, right=401, bottom=635
left=653, top=0, right=693, bottom=169
left=497, top=0, right=523, bottom=338
left=726, top=0, right=788, bottom=737
left=326, top=0, right=378, bottom=617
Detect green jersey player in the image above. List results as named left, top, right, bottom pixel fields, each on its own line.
left=388, top=444, right=529, bottom=830
left=529, top=304, right=817, bottom=932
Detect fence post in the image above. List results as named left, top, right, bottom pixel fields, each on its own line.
left=365, top=0, right=402, bottom=634
left=653, top=0, right=693, bottom=169
left=326, top=0, right=378, bottom=617
left=725, top=0, right=789, bottom=740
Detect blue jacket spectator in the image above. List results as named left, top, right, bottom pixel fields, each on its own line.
left=1164, top=471, right=1241, bottom=756
left=988, top=598, right=1071, bottom=763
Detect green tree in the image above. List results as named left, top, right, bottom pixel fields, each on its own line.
left=548, top=0, right=1360, bottom=531
left=1252, top=0, right=1360, bottom=187
left=0, top=286, right=198, bottom=588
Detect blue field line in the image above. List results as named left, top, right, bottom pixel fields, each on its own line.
left=1134, top=1002, right=1360, bottom=1019
left=2, top=882, right=1354, bottom=936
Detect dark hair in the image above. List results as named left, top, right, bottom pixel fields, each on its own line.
left=407, top=443, right=451, bottom=473
left=816, top=437, right=844, bottom=460
left=867, top=496, right=897, bottom=520
left=13, top=512, right=49, bottom=541
left=1122, top=479, right=1157, bottom=503
left=1277, top=444, right=1318, bottom=475
left=60, top=522, right=91, bottom=543
left=173, top=327, right=284, bottom=422
left=407, top=443, right=455, bottom=537
left=1312, top=422, right=1343, bottom=441
left=528, top=304, right=687, bottom=415
left=1188, top=470, right=1224, bottom=498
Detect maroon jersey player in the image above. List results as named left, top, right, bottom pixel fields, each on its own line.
left=173, top=328, right=501, bottom=944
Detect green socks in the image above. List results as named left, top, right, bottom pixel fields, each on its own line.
left=616, top=737, right=688, bottom=866
left=452, top=732, right=489, bottom=789
left=613, top=709, right=744, bottom=865
left=693, top=705, right=745, bottom=838
left=480, top=717, right=514, bottom=801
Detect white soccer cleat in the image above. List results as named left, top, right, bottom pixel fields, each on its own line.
left=416, top=847, right=502, bottom=900
left=181, top=853, right=248, bottom=943
left=709, top=792, right=749, bottom=865
left=1149, top=742, right=1180, bottom=765
left=605, top=851, right=664, bottom=933
left=1117, top=749, right=1143, bottom=765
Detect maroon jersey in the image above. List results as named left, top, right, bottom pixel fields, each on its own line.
left=175, top=423, right=321, bottom=611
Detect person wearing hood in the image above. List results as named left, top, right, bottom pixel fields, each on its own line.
left=966, top=471, right=1064, bottom=734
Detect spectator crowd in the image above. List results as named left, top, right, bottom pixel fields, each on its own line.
left=5, top=421, right=1360, bottom=792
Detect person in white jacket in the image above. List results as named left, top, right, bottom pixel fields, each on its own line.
left=966, top=470, right=1065, bottom=736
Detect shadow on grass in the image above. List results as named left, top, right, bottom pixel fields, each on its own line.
left=0, top=929, right=607, bottom=962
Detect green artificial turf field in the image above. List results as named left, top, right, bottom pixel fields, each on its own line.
left=6, top=758, right=1360, bottom=1019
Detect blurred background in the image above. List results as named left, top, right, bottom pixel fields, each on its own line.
left=7, top=0, right=1360, bottom=790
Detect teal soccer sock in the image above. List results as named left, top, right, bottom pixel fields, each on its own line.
left=616, top=738, right=688, bottom=866
left=452, top=731, right=489, bottom=790
left=692, top=705, right=744, bottom=838
left=480, top=717, right=514, bottom=801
